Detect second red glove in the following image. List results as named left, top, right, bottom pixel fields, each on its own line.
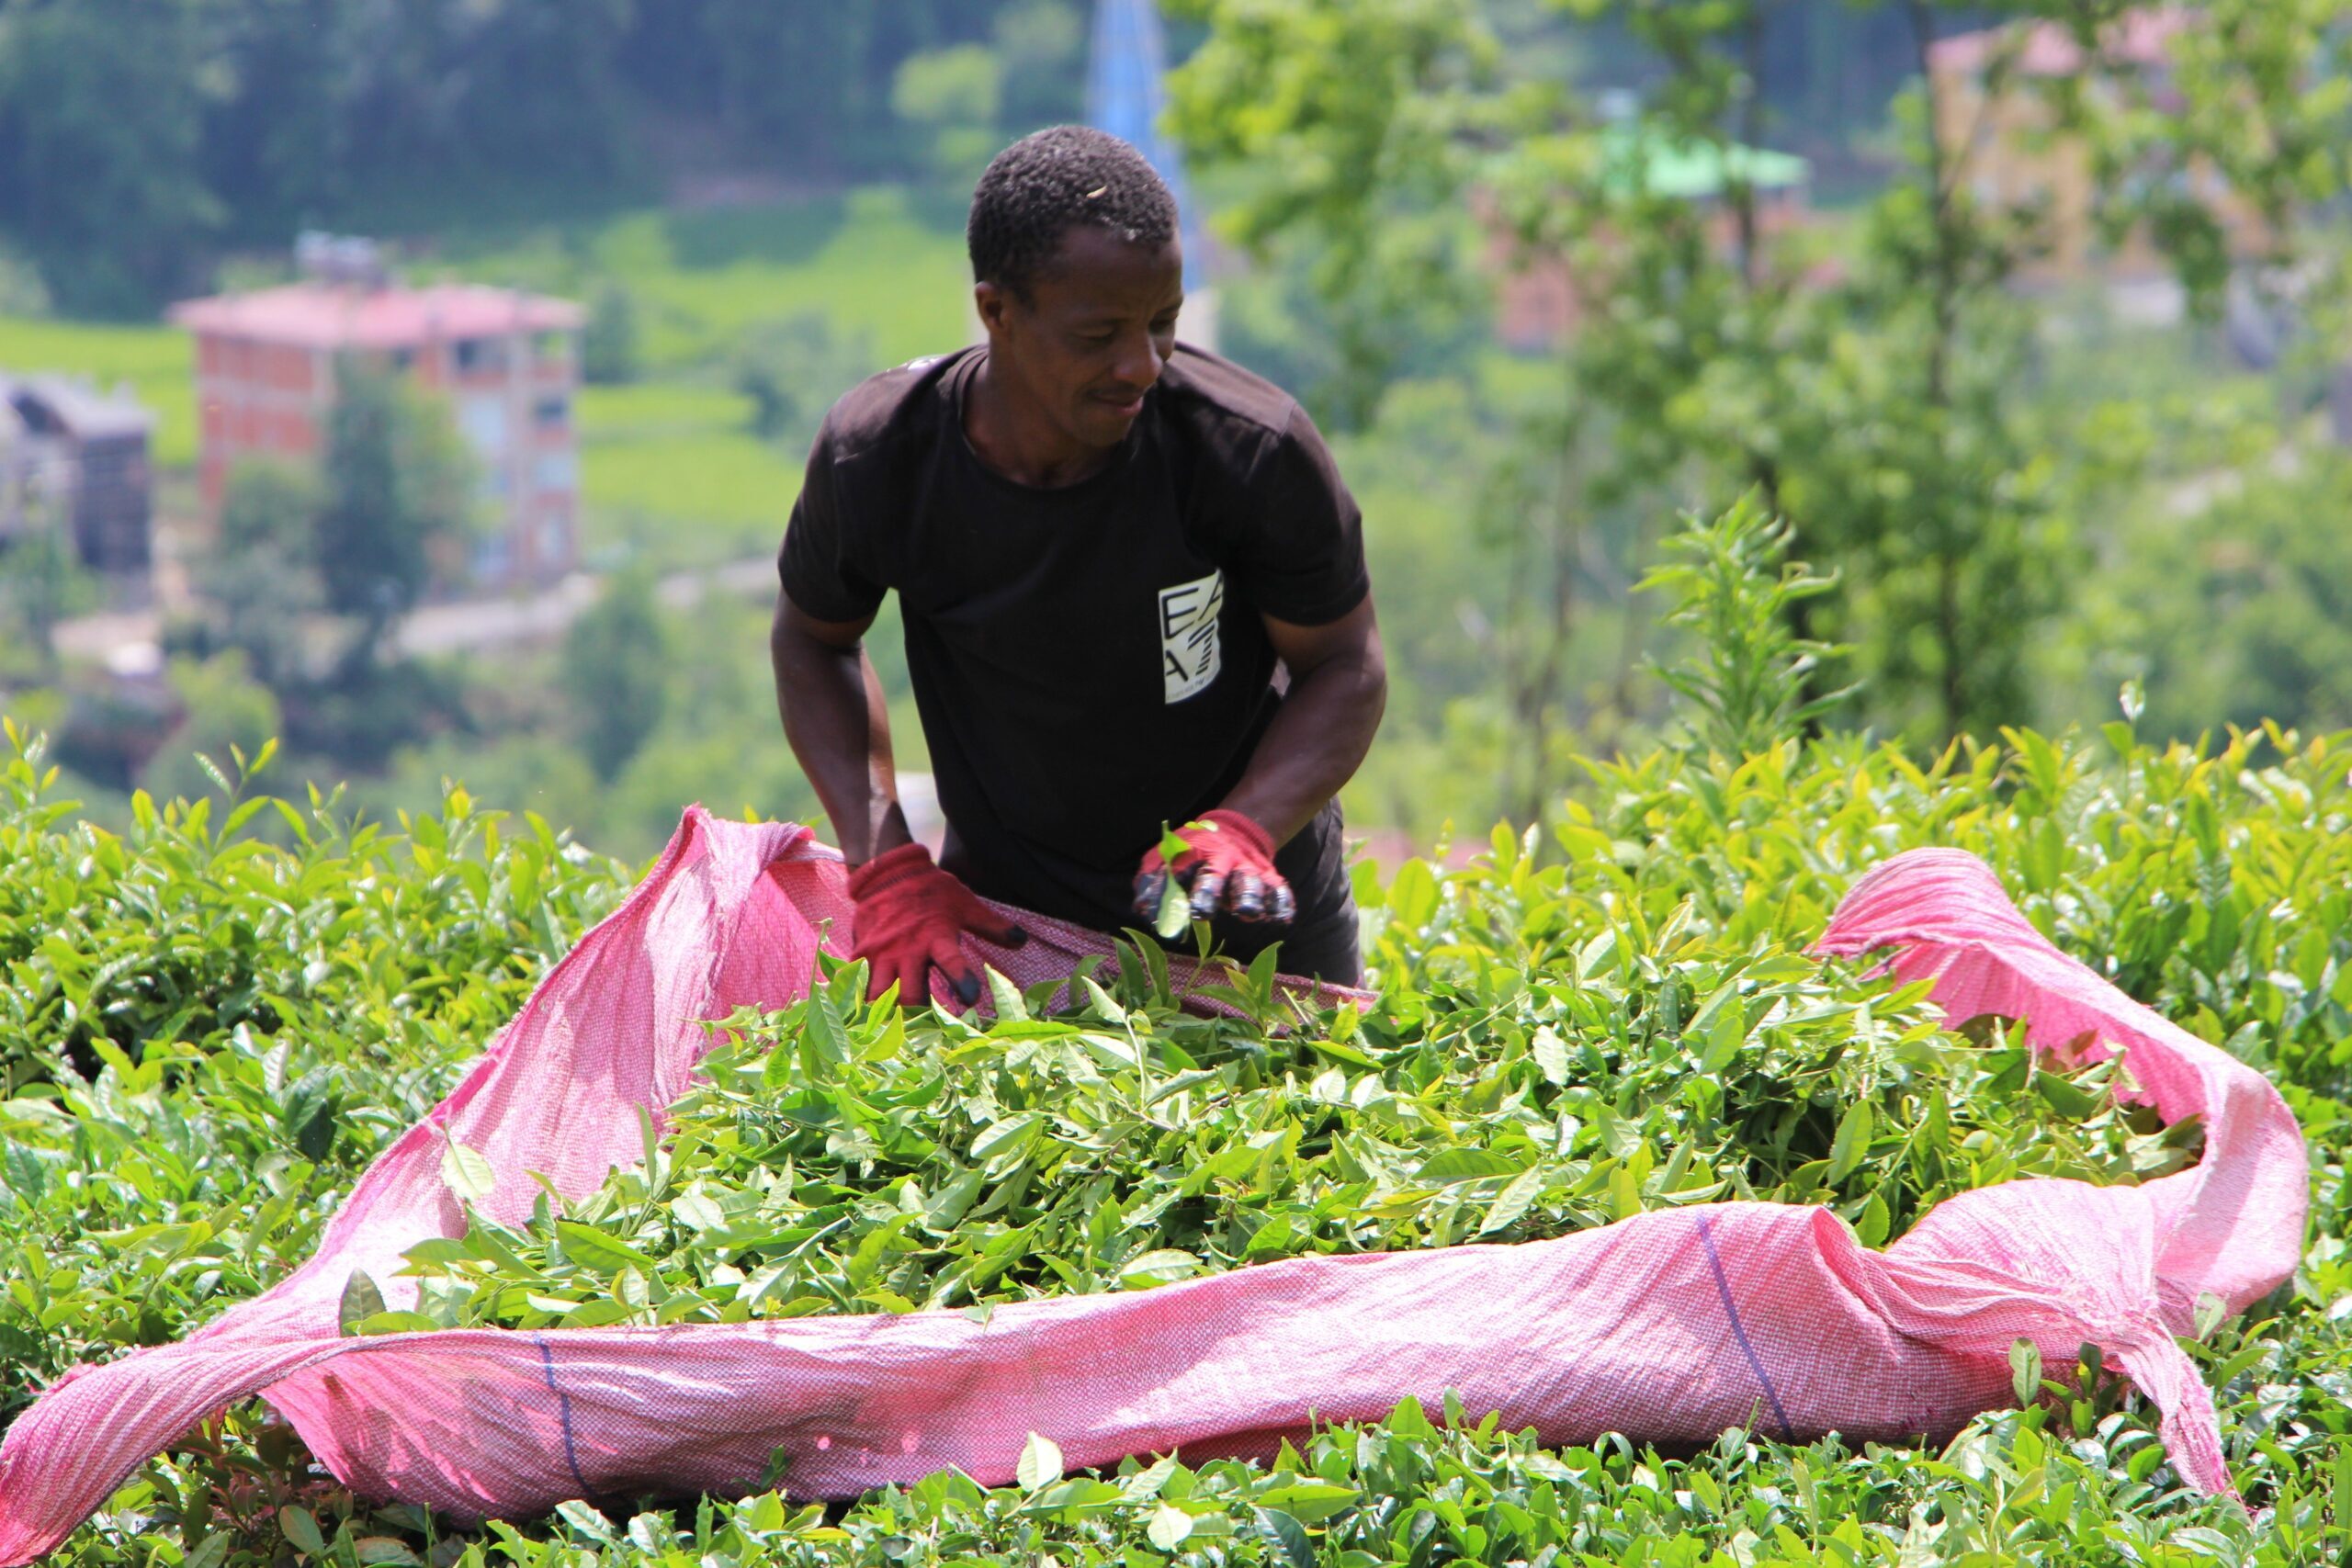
left=848, top=843, right=1026, bottom=1005
left=1131, top=807, right=1297, bottom=926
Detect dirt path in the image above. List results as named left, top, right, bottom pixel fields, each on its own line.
left=52, top=558, right=777, bottom=667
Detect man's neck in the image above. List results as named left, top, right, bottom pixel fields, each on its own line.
left=964, top=354, right=1116, bottom=490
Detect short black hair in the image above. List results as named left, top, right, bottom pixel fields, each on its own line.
left=967, top=126, right=1179, bottom=300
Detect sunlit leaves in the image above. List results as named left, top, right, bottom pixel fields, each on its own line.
left=11, top=716, right=2352, bottom=1563
left=1016, top=1431, right=1064, bottom=1491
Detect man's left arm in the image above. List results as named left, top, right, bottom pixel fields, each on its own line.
left=1130, top=400, right=1384, bottom=926
left=1131, top=595, right=1385, bottom=927
left=1217, top=597, right=1386, bottom=845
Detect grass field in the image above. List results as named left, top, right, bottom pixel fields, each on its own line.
left=433, top=184, right=971, bottom=375
left=593, top=186, right=972, bottom=371
left=0, top=317, right=196, bottom=467
left=579, top=426, right=804, bottom=561
left=0, top=186, right=973, bottom=554
left=573, top=381, right=804, bottom=559
left=0, top=310, right=797, bottom=554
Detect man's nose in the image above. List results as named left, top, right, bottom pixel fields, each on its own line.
left=1114, top=330, right=1164, bottom=390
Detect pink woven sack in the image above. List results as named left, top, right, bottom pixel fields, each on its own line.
left=0, top=815, right=2304, bottom=1561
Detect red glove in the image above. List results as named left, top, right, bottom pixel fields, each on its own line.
left=1131, top=807, right=1296, bottom=926
left=848, top=843, right=1026, bottom=1005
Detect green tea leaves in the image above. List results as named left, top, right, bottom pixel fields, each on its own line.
left=337, top=1269, right=386, bottom=1336
left=277, top=1506, right=327, bottom=1557
left=554, top=1221, right=655, bottom=1274
left=2009, top=1337, right=2043, bottom=1407
left=1121, top=1453, right=1180, bottom=1502
left=1153, top=873, right=1192, bottom=941
left=1253, top=1480, right=1360, bottom=1522
left=12, top=716, right=2352, bottom=1562
left=1146, top=1502, right=1193, bottom=1551
left=1477, top=1165, right=1546, bottom=1236
left=1017, top=1431, right=1065, bottom=1492
left=969, top=1111, right=1042, bottom=1164
left=1825, top=1100, right=1873, bottom=1185
left=1119, top=1249, right=1204, bottom=1289
left=1531, top=1024, right=1570, bottom=1087
left=440, top=1140, right=496, bottom=1205
left=1415, top=1147, right=1521, bottom=1184
left=985, top=965, right=1029, bottom=1022
left=1387, top=859, right=1439, bottom=930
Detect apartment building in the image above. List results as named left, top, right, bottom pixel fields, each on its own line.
left=170, top=238, right=585, bottom=588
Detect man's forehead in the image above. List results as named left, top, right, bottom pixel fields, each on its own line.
left=1034, top=225, right=1184, bottom=310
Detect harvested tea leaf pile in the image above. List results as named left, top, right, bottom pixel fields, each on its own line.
left=379, top=946, right=2198, bottom=1340
left=3, top=719, right=2350, bottom=1566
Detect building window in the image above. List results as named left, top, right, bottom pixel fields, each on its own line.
left=534, top=393, right=570, bottom=429
left=533, top=330, right=572, bottom=365
left=534, top=450, right=577, bottom=491
left=458, top=395, right=509, bottom=456
left=453, top=337, right=508, bottom=374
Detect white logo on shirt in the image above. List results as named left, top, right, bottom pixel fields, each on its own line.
left=1159, top=570, right=1225, bottom=703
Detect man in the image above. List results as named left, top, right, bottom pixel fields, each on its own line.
left=771, top=125, right=1385, bottom=1003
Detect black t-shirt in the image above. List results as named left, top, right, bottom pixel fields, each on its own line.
left=778, top=344, right=1370, bottom=951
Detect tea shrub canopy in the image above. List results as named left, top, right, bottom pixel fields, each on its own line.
left=1, top=712, right=2349, bottom=1567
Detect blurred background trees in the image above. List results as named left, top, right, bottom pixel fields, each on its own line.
left=0, top=0, right=2347, bottom=860
left=1172, top=0, right=2352, bottom=823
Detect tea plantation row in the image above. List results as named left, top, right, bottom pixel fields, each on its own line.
left=1, top=716, right=2348, bottom=1566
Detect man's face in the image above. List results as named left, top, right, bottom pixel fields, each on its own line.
left=977, top=224, right=1184, bottom=456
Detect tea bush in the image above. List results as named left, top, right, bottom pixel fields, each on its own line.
left=4, top=707, right=2350, bottom=1566
left=0, top=723, right=629, bottom=1415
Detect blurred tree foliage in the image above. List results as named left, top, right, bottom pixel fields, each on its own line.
left=1171, top=0, right=2352, bottom=777
left=0, top=528, right=95, bottom=682
left=0, top=0, right=1088, bottom=317
left=733, top=313, right=878, bottom=451
left=316, top=357, right=477, bottom=640
left=894, top=44, right=1009, bottom=191
left=0, top=0, right=223, bottom=317
left=561, top=570, right=667, bottom=784
left=141, top=651, right=280, bottom=807
left=581, top=282, right=643, bottom=387
left=1171, top=0, right=1497, bottom=434
left=199, top=458, right=325, bottom=692
left=994, top=0, right=1091, bottom=131
left=699, top=2, right=886, bottom=173
left=365, top=591, right=832, bottom=862
left=2110, top=446, right=2352, bottom=739
left=158, top=364, right=478, bottom=791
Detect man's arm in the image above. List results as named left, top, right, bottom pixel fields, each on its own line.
left=770, top=592, right=912, bottom=867
left=1215, top=596, right=1387, bottom=845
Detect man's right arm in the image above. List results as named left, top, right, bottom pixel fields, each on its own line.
left=770, top=593, right=912, bottom=867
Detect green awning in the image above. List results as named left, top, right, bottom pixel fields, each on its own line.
left=1600, top=123, right=1809, bottom=199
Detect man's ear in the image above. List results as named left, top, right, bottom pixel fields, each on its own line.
left=974, top=280, right=1011, bottom=341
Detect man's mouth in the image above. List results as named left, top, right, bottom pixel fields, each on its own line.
left=1093, top=390, right=1148, bottom=419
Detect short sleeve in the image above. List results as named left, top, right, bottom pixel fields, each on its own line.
left=1233, top=403, right=1371, bottom=626
left=777, top=423, right=888, bottom=623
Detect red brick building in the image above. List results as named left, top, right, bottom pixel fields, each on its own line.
left=170, top=260, right=585, bottom=588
